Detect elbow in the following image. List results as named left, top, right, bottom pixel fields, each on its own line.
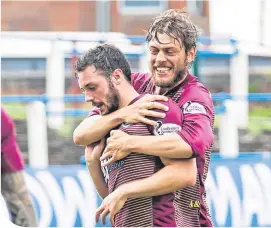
left=176, top=159, right=197, bottom=188
left=185, top=169, right=197, bottom=186
left=184, top=160, right=197, bottom=186
left=177, top=169, right=196, bottom=188
left=73, top=129, right=87, bottom=146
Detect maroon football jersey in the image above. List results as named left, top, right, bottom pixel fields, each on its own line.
left=132, top=72, right=214, bottom=227
left=89, top=94, right=183, bottom=227
left=1, top=107, right=24, bottom=173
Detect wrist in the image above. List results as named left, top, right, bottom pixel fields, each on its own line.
left=116, top=107, right=127, bottom=123
left=126, top=135, right=138, bottom=153
left=117, top=184, right=130, bottom=200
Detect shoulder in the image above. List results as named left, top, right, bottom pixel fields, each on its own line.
left=131, top=72, right=151, bottom=90
left=179, top=76, right=214, bottom=115
left=1, top=107, right=15, bottom=137
left=157, top=98, right=181, bottom=113
left=1, top=107, right=13, bottom=125
left=154, top=98, right=183, bottom=122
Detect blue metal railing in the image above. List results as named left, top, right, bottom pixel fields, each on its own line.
left=2, top=93, right=271, bottom=103
left=1, top=93, right=270, bottom=116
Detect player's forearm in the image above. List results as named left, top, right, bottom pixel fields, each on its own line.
left=127, top=134, right=193, bottom=158
left=86, top=160, right=108, bottom=199
left=73, top=111, right=123, bottom=146
left=118, top=162, right=196, bottom=199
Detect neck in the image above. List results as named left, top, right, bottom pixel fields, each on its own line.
left=118, top=84, right=139, bottom=108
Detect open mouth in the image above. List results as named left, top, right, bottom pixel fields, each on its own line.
left=155, top=67, right=172, bottom=74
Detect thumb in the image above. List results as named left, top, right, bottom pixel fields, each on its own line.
left=97, top=138, right=106, bottom=149
left=110, top=130, right=117, bottom=136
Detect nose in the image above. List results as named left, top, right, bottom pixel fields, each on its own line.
left=85, top=91, right=94, bottom=103
left=155, top=51, right=167, bottom=63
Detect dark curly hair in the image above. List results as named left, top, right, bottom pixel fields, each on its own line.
left=74, top=44, right=131, bottom=82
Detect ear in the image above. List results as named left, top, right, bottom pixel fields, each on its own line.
left=187, top=47, right=196, bottom=64
left=110, top=69, right=123, bottom=85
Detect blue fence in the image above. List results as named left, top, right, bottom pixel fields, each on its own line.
left=2, top=152, right=270, bottom=227
left=3, top=93, right=271, bottom=103
left=1, top=93, right=271, bottom=116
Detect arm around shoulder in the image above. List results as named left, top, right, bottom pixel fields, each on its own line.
left=73, top=111, right=123, bottom=146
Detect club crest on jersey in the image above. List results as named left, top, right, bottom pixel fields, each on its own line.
left=154, top=121, right=182, bottom=135
left=120, top=122, right=131, bottom=128
left=183, top=101, right=206, bottom=114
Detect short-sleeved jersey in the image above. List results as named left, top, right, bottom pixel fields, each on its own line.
left=89, top=94, right=183, bottom=227
left=131, top=72, right=214, bottom=227
left=1, top=107, right=24, bottom=173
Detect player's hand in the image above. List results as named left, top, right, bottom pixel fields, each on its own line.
left=95, top=188, right=128, bottom=226
left=85, top=138, right=106, bottom=162
left=100, top=130, right=130, bottom=167
left=120, top=94, right=168, bottom=126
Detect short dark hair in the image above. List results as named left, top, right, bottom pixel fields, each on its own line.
left=146, top=9, right=198, bottom=54
left=74, top=44, right=131, bottom=82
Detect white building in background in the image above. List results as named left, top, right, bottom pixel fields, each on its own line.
left=209, top=0, right=271, bottom=47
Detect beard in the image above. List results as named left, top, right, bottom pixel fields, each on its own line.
left=92, top=79, right=120, bottom=115
left=151, top=58, right=188, bottom=88
left=153, top=67, right=187, bottom=88
left=103, top=80, right=120, bottom=115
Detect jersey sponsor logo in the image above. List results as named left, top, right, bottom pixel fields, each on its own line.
left=108, top=160, right=125, bottom=172
left=101, top=159, right=125, bottom=182
left=189, top=200, right=200, bottom=208
left=154, top=121, right=182, bottom=135
left=101, top=161, right=109, bottom=184
left=183, top=101, right=206, bottom=114
left=120, top=122, right=131, bottom=128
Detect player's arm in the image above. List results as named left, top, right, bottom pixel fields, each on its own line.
left=127, top=98, right=213, bottom=159
left=126, top=134, right=193, bottom=158
left=73, top=95, right=168, bottom=146
left=96, top=157, right=197, bottom=224
left=73, top=111, right=122, bottom=146
left=117, top=157, right=197, bottom=199
left=1, top=171, right=37, bottom=227
left=85, top=140, right=109, bottom=199
left=100, top=93, right=214, bottom=164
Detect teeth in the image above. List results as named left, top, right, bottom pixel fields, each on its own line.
left=156, top=67, right=170, bottom=72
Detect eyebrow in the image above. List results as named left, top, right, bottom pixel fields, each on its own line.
left=149, top=45, right=178, bottom=50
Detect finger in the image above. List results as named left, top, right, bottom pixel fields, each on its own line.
left=100, top=152, right=113, bottom=161
left=100, top=138, right=106, bottom=144
left=110, top=130, right=118, bottom=136
left=110, top=213, right=115, bottom=226
left=139, top=109, right=166, bottom=119
left=106, top=137, right=112, bottom=144
left=110, top=130, right=124, bottom=139
left=137, top=116, right=157, bottom=126
left=95, top=204, right=105, bottom=223
left=101, top=156, right=115, bottom=167
left=85, top=144, right=96, bottom=152
left=98, top=138, right=106, bottom=149
left=145, top=102, right=169, bottom=111
left=147, top=94, right=168, bottom=102
left=101, top=208, right=110, bottom=225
